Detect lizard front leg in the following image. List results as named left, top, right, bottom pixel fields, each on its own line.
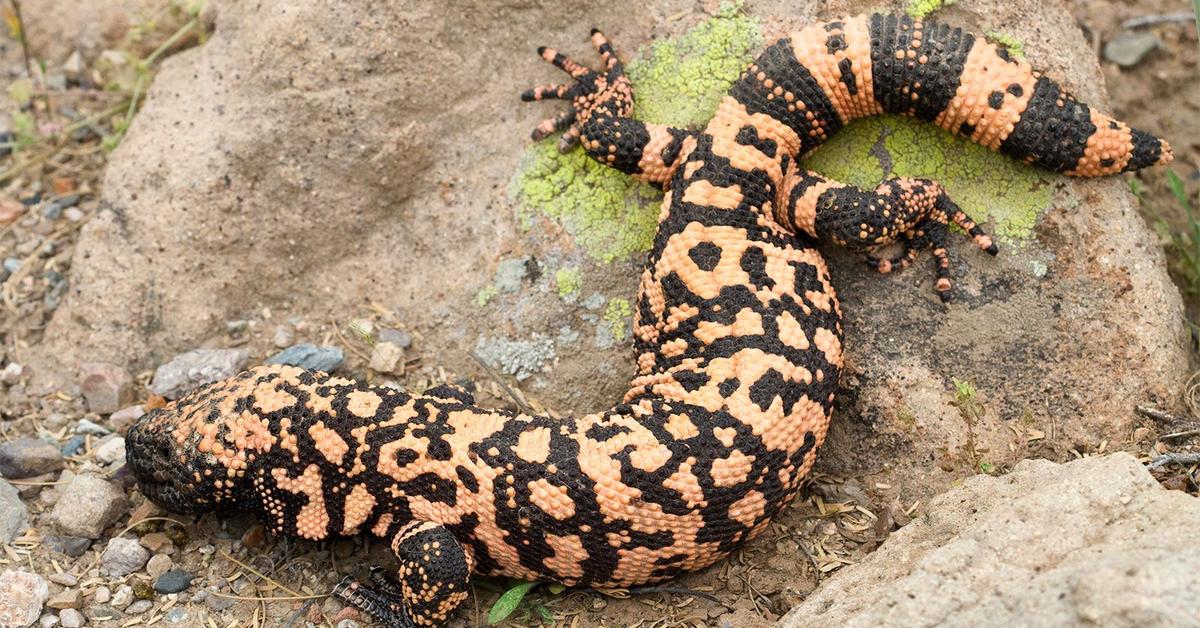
left=521, top=29, right=693, bottom=185
left=778, top=161, right=997, bottom=301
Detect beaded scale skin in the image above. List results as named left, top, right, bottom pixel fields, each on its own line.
left=127, top=13, right=1172, bottom=628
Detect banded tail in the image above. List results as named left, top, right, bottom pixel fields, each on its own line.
left=737, top=13, right=1172, bottom=175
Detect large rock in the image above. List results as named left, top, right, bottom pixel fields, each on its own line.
left=778, top=454, right=1200, bottom=627
left=27, top=0, right=1188, bottom=505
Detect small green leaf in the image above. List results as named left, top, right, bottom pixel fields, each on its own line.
left=547, top=583, right=566, bottom=595
left=488, top=581, right=538, bottom=625
left=534, top=604, right=554, bottom=624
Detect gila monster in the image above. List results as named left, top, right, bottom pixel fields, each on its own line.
left=127, top=12, right=1173, bottom=627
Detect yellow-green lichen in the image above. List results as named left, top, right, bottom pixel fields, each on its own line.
left=604, top=297, right=633, bottom=341
left=474, top=285, right=498, bottom=307
left=510, top=3, right=761, bottom=263
left=625, top=1, right=763, bottom=129
left=555, top=267, right=582, bottom=299
left=803, top=115, right=1052, bottom=240
left=986, top=31, right=1026, bottom=59
left=906, top=0, right=957, bottom=18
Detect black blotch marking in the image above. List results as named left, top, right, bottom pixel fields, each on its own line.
left=988, top=91, right=1005, bottom=109
left=869, top=13, right=975, bottom=121
left=1126, top=128, right=1164, bottom=171
left=455, top=466, right=480, bottom=493
left=1000, top=76, right=1096, bottom=173
left=959, top=122, right=976, bottom=136
left=718, top=378, right=741, bottom=397
left=688, top=242, right=722, bottom=271
left=749, top=369, right=787, bottom=412
left=740, top=246, right=774, bottom=290
left=1007, top=83, right=1023, bottom=98
left=586, top=422, right=632, bottom=442
left=1100, top=158, right=1115, bottom=168
left=735, top=125, right=778, bottom=158
left=675, top=370, right=711, bottom=393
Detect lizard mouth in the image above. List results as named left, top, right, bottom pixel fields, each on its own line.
left=135, top=478, right=208, bottom=515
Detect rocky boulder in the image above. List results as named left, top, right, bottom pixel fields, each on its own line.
left=778, top=453, right=1200, bottom=627
left=25, top=0, right=1189, bottom=503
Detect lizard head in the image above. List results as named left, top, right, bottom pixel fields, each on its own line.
left=126, top=371, right=275, bottom=516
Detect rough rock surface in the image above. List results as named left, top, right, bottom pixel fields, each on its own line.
left=0, top=480, right=29, bottom=544
left=779, top=454, right=1200, bottom=627
left=0, top=438, right=64, bottom=479
left=0, top=570, right=48, bottom=628
left=149, top=348, right=249, bottom=399
left=26, top=0, right=1189, bottom=502
left=46, top=474, right=128, bottom=539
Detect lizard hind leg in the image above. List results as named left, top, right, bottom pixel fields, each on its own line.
left=335, top=521, right=475, bottom=627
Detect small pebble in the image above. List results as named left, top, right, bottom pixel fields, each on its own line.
left=73, top=419, right=110, bottom=436
left=336, top=620, right=362, bottom=628
left=79, top=362, right=133, bottom=414
left=146, top=554, right=173, bottom=579
left=4, top=258, right=22, bottom=274
left=139, top=532, right=174, bottom=554
left=164, top=607, right=189, bottom=623
left=0, top=197, right=25, bottom=222
left=93, top=586, right=111, bottom=605
left=47, top=573, right=77, bottom=587
left=0, top=437, right=64, bottom=479
left=264, top=344, right=344, bottom=373
left=42, top=536, right=91, bottom=558
left=272, top=325, right=295, bottom=348
left=124, top=600, right=153, bottom=615
left=92, top=436, right=126, bottom=466
left=368, top=342, right=404, bottom=374
left=205, top=589, right=235, bottom=611
left=154, top=570, right=194, bottom=594
left=110, top=585, right=133, bottom=609
left=1103, top=30, right=1162, bottom=67
left=45, top=589, right=80, bottom=610
left=377, top=328, right=412, bottom=349
left=151, top=348, right=250, bottom=398
left=63, top=207, right=85, bottom=222
left=39, top=614, right=60, bottom=628
left=58, top=609, right=83, bottom=628
left=59, top=435, right=86, bottom=457
left=0, top=361, right=22, bottom=384
left=49, top=475, right=127, bottom=539
left=100, top=537, right=149, bottom=576
left=107, top=405, right=145, bottom=435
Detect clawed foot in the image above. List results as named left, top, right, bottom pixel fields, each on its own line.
left=334, top=575, right=414, bottom=628
left=866, top=190, right=998, bottom=302
left=521, top=28, right=633, bottom=152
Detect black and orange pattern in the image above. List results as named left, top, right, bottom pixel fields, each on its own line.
left=127, top=12, right=1172, bottom=628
